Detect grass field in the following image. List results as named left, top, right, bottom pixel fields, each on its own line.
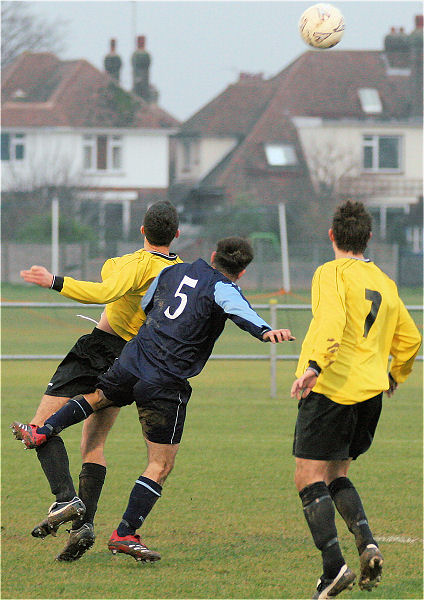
left=1, top=284, right=423, bottom=599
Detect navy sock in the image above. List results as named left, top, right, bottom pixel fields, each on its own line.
left=37, top=395, right=93, bottom=436
left=329, top=477, right=377, bottom=555
left=300, top=481, right=345, bottom=580
left=36, top=436, right=76, bottom=503
left=117, top=476, right=162, bottom=536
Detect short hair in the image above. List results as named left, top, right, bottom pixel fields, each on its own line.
left=332, top=201, right=372, bottom=254
left=143, top=201, right=179, bottom=246
left=213, top=237, right=254, bottom=277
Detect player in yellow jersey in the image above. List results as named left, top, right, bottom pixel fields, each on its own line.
left=290, top=201, right=421, bottom=600
left=18, top=201, right=182, bottom=561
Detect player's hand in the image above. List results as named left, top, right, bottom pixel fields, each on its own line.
left=20, top=265, right=54, bottom=288
left=385, top=373, right=398, bottom=397
left=291, top=370, right=317, bottom=400
left=263, top=329, right=295, bottom=343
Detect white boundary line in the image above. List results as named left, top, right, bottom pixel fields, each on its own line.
left=375, top=535, right=423, bottom=544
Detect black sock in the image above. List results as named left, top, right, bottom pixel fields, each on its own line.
left=328, top=477, right=377, bottom=555
left=117, top=476, right=162, bottom=536
left=35, top=436, right=76, bottom=503
left=72, top=462, right=106, bottom=529
left=37, top=395, right=93, bottom=436
left=300, top=481, right=345, bottom=580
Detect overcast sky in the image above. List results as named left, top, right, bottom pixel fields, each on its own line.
left=27, top=0, right=422, bottom=121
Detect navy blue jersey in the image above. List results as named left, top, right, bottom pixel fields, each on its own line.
left=118, top=259, right=271, bottom=390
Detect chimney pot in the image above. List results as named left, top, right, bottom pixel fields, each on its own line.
left=415, top=15, right=423, bottom=29
left=110, top=39, right=116, bottom=53
left=137, top=35, right=146, bottom=50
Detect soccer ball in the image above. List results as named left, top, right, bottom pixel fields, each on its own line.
left=299, top=3, right=345, bottom=49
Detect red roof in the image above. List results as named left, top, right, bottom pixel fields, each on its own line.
left=179, top=46, right=420, bottom=203
left=2, top=52, right=179, bottom=129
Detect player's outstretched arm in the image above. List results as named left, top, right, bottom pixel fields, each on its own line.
left=291, top=369, right=318, bottom=400
left=20, top=265, right=53, bottom=288
left=263, top=329, right=295, bottom=343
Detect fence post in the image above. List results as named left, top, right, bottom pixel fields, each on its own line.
left=269, top=299, right=278, bottom=398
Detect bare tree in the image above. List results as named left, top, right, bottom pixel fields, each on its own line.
left=1, top=1, right=68, bottom=67
left=300, top=141, right=360, bottom=242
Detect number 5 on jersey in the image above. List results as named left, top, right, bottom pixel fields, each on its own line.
left=164, top=276, right=198, bottom=320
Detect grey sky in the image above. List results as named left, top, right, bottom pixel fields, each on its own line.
left=28, top=1, right=422, bottom=121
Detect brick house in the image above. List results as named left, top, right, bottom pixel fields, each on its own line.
left=170, top=16, right=423, bottom=251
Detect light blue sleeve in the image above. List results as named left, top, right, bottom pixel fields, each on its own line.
left=141, top=274, right=161, bottom=311
left=214, top=281, right=271, bottom=337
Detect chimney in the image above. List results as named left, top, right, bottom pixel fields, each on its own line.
left=409, top=15, right=423, bottom=117
left=104, top=38, right=122, bottom=82
left=384, top=26, right=410, bottom=68
left=131, top=35, right=151, bottom=101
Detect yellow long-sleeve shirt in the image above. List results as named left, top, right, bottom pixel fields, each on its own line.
left=58, top=249, right=182, bottom=341
left=296, top=258, right=421, bottom=405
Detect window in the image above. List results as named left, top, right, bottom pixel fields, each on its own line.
left=362, top=135, right=401, bottom=171
left=264, top=143, right=297, bottom=166
left=1, top=132, right=26, bottom=161
left=82, top=135, right=122, bottom=172
left=182, top=140, right=192, bottom=171
left=358, top=88, right=382, bottom=114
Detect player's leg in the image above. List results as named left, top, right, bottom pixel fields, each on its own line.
left=77, top=406, right=121, bottom=521
left=31, top=394, right=77, bottom=502
left=10, top=393, right=86, bottom=538
left=293, top=392, right=356, bottom=598
left=108, top=380, right=189, bottom=562
left=327, top=394, right=384, bottom=591
left=55, top=406, right=121, bottom=562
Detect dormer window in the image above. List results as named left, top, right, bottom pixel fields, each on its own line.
left=11, top=88, right=27, bottom=100
left=264, top=143, right=297, bottom=166
left=358, top=88, right=382, bottom=114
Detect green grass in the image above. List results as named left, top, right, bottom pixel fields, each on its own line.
left=1, top=284, right=423, bottom=598
left=1, top=361, right=423, bottom=599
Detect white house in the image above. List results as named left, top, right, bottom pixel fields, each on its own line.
left=1, top=36, right=179, bottom=242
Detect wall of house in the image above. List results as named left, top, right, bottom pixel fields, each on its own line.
left=175, top=136, right=237, bottom=181
left=120, top=132, right=170, bottom=188
left=296, top=121, right=423, bottom=185
left=2, top=128, right=173, bottom=192
left=1, top=130, right=83, bottom=191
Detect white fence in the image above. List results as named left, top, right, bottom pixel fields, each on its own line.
left=2, top=302, right=422, bottom=398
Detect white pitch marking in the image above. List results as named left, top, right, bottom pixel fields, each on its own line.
left=375, top=535, right=423, bottom=544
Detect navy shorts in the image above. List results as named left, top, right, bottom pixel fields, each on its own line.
left=293, top=391, right=383, bottom=461
left=45, top=328, right=126, bottom=397
left=97, top=360, right=191, bottom=444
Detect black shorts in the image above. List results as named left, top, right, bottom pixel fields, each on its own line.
left=97, top=360, right=191, bottom=444
left=293, top=391, right=383, bottom=461
left=45, top=328, right=126, bottom=397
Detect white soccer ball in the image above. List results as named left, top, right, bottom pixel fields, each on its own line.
left=299, top=3, right=345, bottom=49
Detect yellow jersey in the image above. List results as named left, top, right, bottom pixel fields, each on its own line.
left=296, top=258, right=421, bottom=405
left=58, top=249, right=182, bottom=341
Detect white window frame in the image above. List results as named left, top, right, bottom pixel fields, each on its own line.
left=264, top=143, right=297, bottom=166
left=82, top=134, right=123, bottom=172
left=362, top=134, right=402, bottom=172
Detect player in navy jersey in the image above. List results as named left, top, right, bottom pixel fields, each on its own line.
left=12, top=237, right=294, bottom=562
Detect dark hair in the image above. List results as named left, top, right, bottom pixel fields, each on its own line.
left=213, top=237, right=254, bottom=277
left=143, top=201, right=179, bottom=246
left=332, top=201, right=372, bottom=254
